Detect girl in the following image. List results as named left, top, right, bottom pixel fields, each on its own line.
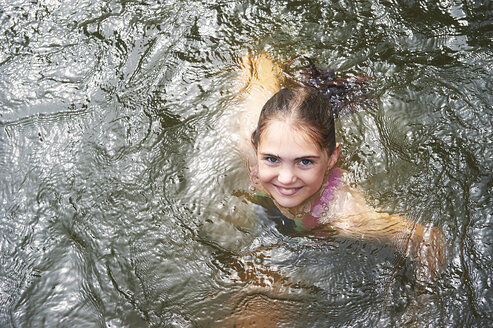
left=237, top=53, right=446, bottom=282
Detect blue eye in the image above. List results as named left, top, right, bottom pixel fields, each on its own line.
left=299, top=159, right=313, bottom=166
left=266, top=156, right=278, bottom=163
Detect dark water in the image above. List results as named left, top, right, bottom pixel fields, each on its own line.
left=1, top=0, right=492, bottom=327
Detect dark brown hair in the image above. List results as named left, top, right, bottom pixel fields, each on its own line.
left=251, top=87, right=336, bottom=155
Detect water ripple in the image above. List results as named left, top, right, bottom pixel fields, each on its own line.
left=0, top=0, right=492, bottom=327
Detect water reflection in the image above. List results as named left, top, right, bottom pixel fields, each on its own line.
left=0, top=0, right=492, bottom=327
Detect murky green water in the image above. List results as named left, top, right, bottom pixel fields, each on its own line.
left=1, top=0, right=492, bottom=327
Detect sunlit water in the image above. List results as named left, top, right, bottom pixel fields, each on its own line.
left=0, top=0, right=492, bottom=327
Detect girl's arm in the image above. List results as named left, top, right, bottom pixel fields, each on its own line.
left=236, top=54, right=283, bottom=167
left=328, top=185, right=446, bottom=282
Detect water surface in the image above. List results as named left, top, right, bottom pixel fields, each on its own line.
left=1, top=0, right=492, bottom=327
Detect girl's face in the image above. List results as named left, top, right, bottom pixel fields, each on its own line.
left=256, top=120, right=339, bottom=208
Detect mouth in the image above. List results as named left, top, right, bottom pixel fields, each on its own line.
left=273, top=184, right=302, bottom=196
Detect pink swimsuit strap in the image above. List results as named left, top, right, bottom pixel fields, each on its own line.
left=301, top=168, right=342, bottom=229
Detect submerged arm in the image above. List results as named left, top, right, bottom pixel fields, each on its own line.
left=236, top=54, right=283, bottom=167
left=328, top=186, right=446, bottom=282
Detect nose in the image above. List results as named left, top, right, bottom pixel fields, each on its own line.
left=277, top=165, right=296, bottom=185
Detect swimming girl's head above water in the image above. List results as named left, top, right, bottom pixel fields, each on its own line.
left=251, top=87, right=340, bottom=208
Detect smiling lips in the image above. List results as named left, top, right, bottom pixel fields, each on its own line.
left=274, top=184, right=302, bottom=196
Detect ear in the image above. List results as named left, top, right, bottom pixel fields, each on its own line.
left=327, top=143, right=340, bottom=170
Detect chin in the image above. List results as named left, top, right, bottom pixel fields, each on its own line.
left=273, top=197, right=302, bottom=208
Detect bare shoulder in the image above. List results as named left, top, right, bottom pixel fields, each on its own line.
left=325, top=171, right=371, bottom=220
left=326, top=175, right=410, bottom=241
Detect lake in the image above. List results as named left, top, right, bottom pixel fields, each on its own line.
left=0, top=0, right=492, bottom=327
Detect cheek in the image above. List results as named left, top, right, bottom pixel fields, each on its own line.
left=257, top=164, right=274, bottom=182
left=301, top=168, right=326, bottom=186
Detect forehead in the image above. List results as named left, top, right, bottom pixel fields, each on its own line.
left=259, top=120, right=323, bottom=156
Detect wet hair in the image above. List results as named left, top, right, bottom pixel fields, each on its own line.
left=251, top=87, right=336, bottom=156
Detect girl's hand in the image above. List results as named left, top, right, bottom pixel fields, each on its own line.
left=410, top=225, right=447, bottom=283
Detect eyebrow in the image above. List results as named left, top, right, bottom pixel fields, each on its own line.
left=259, top=152, right=321, bottom=161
